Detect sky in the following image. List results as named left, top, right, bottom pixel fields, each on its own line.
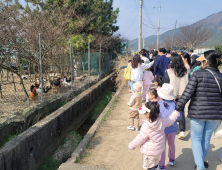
left=112, top=0, right=222, bottom=40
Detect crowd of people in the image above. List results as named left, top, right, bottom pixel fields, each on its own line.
left=123, top=48, right=222, bottom=170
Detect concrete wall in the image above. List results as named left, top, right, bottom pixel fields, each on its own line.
left=0, top=72, right=116, bottom=170
left=0, top=87, right=76, bottom=145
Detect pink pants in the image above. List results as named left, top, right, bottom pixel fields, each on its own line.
left=143, top=84, right=151, bottom=100
left=159, top=133, right=176, bottom=166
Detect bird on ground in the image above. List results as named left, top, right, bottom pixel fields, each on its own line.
left=62, top=77, right=72, bottom=87
left=43, top=86, right=51, bottom=93
left=51, top=78, right=63, bottom=93
left=51, top=78, right=62, bottom=87
left=21, top=75, right=29, bottom=80
left=49, top=73, right=57, bottom=77
left=30, top=85, right=38, bottom=100
left=78, top=73, right=87, bottom=83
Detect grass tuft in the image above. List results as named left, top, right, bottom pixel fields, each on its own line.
left=91, top=91, right=112, bottom=121
left=0, top=134, right=17, bottom=148
left=40, top=156, right=62, bottom=170
left=56, top=101, right=68, bottom=110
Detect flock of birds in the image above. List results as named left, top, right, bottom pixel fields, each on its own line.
left=28, top=73, right=88, bottom=100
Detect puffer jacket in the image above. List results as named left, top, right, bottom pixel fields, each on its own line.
left=128, top=111, right=180, bottom=156
left=128, top=92, right=142, bottom=111
left=175, top=67, right=222, bottom=120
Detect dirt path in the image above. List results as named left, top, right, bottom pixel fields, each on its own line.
left=80, top=86, right=222, bottom=170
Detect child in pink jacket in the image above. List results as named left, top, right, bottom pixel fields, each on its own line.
left=128, top=101, right=180, bottom=170
left=142, top=68, right=153, bottom=101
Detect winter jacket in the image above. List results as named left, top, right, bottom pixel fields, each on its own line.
left=153, top=55, right=170, bottom=76
left=131, top=62, right=154, bottom=81
left=159, top=100, right=182, bottom=134
left=175, top=67, right=222, bottom=120
left=190, top=66, right=201, bottom=76
left=128, top=111, right=180, bottom=156
left=128, top=92, right=143, bottom=111
left=142, top=71, right=153, bottom=85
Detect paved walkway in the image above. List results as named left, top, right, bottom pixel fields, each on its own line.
left=79, top=87, right=222, bottom=170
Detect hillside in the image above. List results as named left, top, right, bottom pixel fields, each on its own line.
left=130, top=11, right=222, bottom=51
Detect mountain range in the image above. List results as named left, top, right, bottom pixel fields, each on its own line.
left=130, top=11, right=222, bottom=51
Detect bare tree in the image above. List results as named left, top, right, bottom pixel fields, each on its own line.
left=176, top=22, right=213, bottom=50
left=163, top=35, right=173, bottom=50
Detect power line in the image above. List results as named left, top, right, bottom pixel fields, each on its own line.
left=143, top=22, right=174, bottom=30
left=143, top=1, right=157, bottom=28
left=124, top=11, right=139, bottom=34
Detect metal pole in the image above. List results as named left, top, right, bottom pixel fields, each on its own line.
left=99, top=44, right=101, bottom=79
left=171, top=20, right=177, bottom=51
left=138, top=0, right=143, bottom=52
left=70, top=39, right=73, bottom=90
left=157, top=4, right=161, bottom=50
left=39, top=33, right=43, bottom=103
left=88, top=42, right=90, bottom=84
left=143, top=23, right=145, bottom=48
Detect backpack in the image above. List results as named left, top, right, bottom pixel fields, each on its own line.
left=124, top=63, right=131, bottom=81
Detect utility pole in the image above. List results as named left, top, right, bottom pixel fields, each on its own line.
left=138, top=0, right=143, bottom=52
left=143, top=23, right=145, bottom=48
left=171, top=20, right=177, bottom=51
left=154, top=2, right=161, bottom=50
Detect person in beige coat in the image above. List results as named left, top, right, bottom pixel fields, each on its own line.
left=163, top=53, right=189, bottom=140
left=127, top=81, right=143, bottom=131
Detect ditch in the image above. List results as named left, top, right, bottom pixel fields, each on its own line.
left=40, top=89, right=114, bottom=170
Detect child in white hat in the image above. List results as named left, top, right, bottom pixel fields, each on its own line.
left=157, top=83, right=182, bottom=170
left=128, top=101, right=180, bottom=170
left=127, top=81, right=143, bottom=131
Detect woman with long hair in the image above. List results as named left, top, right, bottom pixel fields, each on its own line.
left=130, top=54, right=153, bottom=92
left=175, top=50, right=222, bottom=170
left=163, top=53, right=189, bottom=140
left=181, top=52, right=191, bottom=73
left=190, top=54, right=201, bottom=76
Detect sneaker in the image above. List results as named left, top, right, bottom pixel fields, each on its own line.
left=194, top=161, right=209, bottom=169
left=127, top=126, right=135, bottom=130
left=220, top=152, right=222, bottom=162
left=135, top=127, right=140, bottom=131
left=178, top=131, right=185, bottom=140
left=157, top=165, right=166, bottom=170
left=168, top=159, right=176, bottom=166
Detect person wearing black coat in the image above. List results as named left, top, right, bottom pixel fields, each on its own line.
left=175, top=50, right=222, bottom=170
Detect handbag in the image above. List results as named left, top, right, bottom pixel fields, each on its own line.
left=206, top=69, right=222, bottom=139
left=124, top=63, right=131, bottom=81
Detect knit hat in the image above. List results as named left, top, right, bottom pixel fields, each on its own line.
left=133, top=81, right=142, bottom=92
left=157, top=83, right=175, bottom=100
left=138, top=105, right=151, bottom=114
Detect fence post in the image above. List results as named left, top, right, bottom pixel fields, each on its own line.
left=106, top=47, right=109, bottom=74
left=99, top=44, right=101, bottom=80
left=39, top=33, right=43, bottom=103
left=70, top=39, right=73, bottom=90
left=82, top=62, right=84, bottom=73
left=88, top=42, right=90, bottom=84
left=0, top=75, right=2, bottom=98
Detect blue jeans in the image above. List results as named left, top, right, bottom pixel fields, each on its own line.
left=128, top=81, right=131, bottom=89
left=129, top=80, right=136, bottom=92
left=190, top=118, right=220, bottom=170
